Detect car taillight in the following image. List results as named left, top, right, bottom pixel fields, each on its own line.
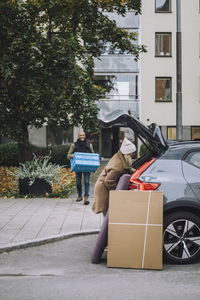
left=129, top=158, right=160, bottom=191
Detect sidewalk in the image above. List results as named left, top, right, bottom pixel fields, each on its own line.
left=0, top=161, right=108, bottom=251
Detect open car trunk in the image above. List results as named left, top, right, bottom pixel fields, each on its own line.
left=98, top=109, right=168, bottom=169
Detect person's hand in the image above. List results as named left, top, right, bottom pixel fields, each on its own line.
left=71, top=154, right=74, bottom=158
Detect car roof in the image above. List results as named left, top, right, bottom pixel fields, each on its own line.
left=160, top=141, right=200, bottom=160
left=168, top=141, right=200, bottom=149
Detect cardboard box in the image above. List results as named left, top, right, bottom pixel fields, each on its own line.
left=107, top=190, right=163, bottom=270
left=70, top=152, right=100, bottom=172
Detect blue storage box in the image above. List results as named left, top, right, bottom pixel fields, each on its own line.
left=70, top=152, right=100, bottom=172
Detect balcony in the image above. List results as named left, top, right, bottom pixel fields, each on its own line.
left=97, top=96, right=140, bottom=120
left=94, top=56, right=139, bottom=73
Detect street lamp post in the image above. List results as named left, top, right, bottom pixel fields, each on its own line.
left=176, top=0, right=182, bottom=140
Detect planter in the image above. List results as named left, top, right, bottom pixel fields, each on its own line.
left=19, top=178, right=52, bottom=196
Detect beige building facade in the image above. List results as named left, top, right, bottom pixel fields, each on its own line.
left=140, top=0, right=200, bottom=141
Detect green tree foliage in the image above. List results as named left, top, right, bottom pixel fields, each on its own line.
left=0, top=0, right=145, bottom=162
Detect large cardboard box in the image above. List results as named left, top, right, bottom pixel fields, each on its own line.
left=107, top=190, right=163, bottom=270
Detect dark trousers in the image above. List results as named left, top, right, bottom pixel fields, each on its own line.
left=75, top=172, right=90, bottom=197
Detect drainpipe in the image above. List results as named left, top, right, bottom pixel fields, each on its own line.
left=99, top=128, right=102, bottom=159
left=176, top=0, right=183, bottom=140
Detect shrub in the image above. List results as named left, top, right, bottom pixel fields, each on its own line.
left=0, top=143, right=19, bottom=166
left=9, top=155, right=64, bottom=186
left=31, top=145, right=49, bottom=157
left=49, top=144, right=71, bottom=167
left=0, top=143, right=72, bottom=166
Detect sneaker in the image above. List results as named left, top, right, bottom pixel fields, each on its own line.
left=84, top=196, right=90, bottom=205
left=76, top=195, right=82, bottom=202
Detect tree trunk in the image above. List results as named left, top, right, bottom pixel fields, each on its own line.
left=17, top=124, right=32, bottom=163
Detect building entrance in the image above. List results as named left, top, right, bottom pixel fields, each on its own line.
left=101, top=127, right=120, bottom=158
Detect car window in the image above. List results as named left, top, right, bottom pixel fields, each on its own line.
left=184, top=151, right=200, bottom=168
left=160, top=148, right=186, bottom=160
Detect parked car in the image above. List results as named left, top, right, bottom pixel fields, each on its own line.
left=99, top=110, right=200, bottom=264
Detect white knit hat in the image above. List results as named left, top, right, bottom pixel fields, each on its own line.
left=120, top=137, right=136, bottom=154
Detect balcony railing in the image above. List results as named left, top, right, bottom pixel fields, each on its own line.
left=97, top=97, right=140, bottom=119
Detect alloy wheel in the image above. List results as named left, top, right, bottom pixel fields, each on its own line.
left=163, top=219, right=200, bottom=260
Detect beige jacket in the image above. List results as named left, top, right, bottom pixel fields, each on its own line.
left=92, top=151, right=130, bottom=214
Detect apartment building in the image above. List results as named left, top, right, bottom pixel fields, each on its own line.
left=94, top=0, right=200, bottom=157
left=140, top=0, right=200, bottom=141
left=94, top=11, right=140, bottom=157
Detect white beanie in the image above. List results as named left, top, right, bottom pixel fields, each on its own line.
left=120, top=137, right=136, bottom=154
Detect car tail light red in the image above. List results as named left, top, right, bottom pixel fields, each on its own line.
left=129, top=158, right=160, bottom=191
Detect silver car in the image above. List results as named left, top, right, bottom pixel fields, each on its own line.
left=99, top=110, right=200, bottom=264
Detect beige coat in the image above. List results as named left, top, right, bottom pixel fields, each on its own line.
left=92, top=151, right=130, bottom=214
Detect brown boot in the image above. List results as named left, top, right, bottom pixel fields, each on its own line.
left=84, top=196, right=90, bottom=205
left=76, top=195, right=82, bottom=202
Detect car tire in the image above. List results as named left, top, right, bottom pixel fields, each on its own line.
left=163, top=211, right=200, bottom=264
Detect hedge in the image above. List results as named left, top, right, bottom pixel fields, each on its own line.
left=0, top=143, right=19, bottom=166
left=0, top=143, right=71, bottom=167
left=49, top=145, right=71, bottom=167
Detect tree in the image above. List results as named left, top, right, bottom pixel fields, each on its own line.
left=0, top=0, right=145, bottom=162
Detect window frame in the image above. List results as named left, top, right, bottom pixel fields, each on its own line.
left=191, top=126, right=200, bottom=141
left=93, top=74, right=139, bottom=101
left=155, top=77, right=172, bottom=102
left=155, top=32, right=172, bottom=57
left=155, top=0, right=172, bottom=13
left=167, top=126, right=176, bottom=141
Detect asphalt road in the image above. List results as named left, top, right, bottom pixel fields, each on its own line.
left=0, top=235, right=200, bottom=300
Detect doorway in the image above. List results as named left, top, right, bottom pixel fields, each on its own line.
left=101, top=127, right=120, bottom=158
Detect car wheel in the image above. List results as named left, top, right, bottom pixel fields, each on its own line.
left=163, top=211, right=200, bottom=264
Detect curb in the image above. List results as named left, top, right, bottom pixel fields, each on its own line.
left=0, top=230, right=99, bottom=254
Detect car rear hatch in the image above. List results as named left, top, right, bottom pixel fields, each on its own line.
left=98, top=109, right=168, bottom=155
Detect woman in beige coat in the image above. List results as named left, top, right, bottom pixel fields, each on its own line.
left=92, top=137, right=136, bottom=215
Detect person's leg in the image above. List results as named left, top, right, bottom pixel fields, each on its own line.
left=83, top=172, right=90, bottom=204
left=75, top=172, right=82, bottom=201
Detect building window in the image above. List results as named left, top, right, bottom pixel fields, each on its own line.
left=94, top=74, right=139, bottom=116
left=192, top=127, right=200, bottom=141
left=155, top=33, right=172, bottom=57
left=155, top=0, right=171, bottom=13
left=102, top=42, right=131, bottom=55
left=94, top=74, right=138, bottom=100
left=167, top=127, right=176, bottom=140
left=155, top=77, right=172, bottom=102
left=101, top=30, right=138, bottom=55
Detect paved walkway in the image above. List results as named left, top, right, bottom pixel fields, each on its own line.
left=0, top=161, right=108, bottom=250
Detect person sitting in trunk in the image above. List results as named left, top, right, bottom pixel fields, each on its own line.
left=67, top=130, right=94, bottom=205
left=92, top=137, right=136, bottom=215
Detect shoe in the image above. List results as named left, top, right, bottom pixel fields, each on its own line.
left=84, top=196, right=90, bottom=205
left=76, top=195, right=82, bottom=202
